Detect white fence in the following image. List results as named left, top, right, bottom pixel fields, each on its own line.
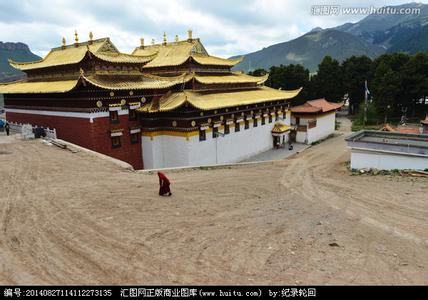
left=8, top=121, right=57, bottom=139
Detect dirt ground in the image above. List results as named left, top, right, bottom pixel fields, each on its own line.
left=0, top=118, right=427, bottom=285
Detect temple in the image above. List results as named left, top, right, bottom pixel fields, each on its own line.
left=0, top=30, right=301, bottom=169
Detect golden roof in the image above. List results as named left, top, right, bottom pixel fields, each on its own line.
left=9, top=38, right=154, bottom=71
left=191, top=54, right=243, bottom=67
left=139, top=86, right=302, bottom=112
left=132, top=40, right=201, bottom=67
left=0, top=71, right=269, bottom=94
left=82, top=73, right=191, bottom=90
left=194, top=72, right=268, bottom=85
left=0, top=79, right=79, bottom=94
left=91, top=51, right=156, bottom=64
left=271, top=123, right=291, bottom=133
left=132, top=39, right=243, bottom=68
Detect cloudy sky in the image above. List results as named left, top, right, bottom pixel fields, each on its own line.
left=0, top=0, right=425, bottom=58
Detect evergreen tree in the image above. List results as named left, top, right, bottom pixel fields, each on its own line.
left=310, top=56, right=344, bottom=103
left=341, top=56, right=372, bottom=115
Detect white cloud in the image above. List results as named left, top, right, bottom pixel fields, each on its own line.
left=0, top=0, right=425, bottom=58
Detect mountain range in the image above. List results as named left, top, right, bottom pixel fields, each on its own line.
left=234, top=2, right=428, bottom=72
left=0, top=42, right=40, bottom=82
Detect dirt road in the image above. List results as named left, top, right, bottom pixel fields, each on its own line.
left=0, top=119, right=427, bottom=284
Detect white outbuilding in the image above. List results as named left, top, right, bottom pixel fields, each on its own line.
left=290, top=99, right=343, bottom=144
left=345, top=130, right=428, bottom=170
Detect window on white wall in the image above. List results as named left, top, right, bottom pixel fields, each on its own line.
left=224, top=124, right=230, bottom=134
left=212, top=127, right=218, bottom=138
left=199, top=129, right=206, bottom=141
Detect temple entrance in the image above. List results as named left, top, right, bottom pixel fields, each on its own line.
left=271, top=122, right=291, bottom=149
left=289, top=129, right=297, bottom=143
left=273, top=136, right=281, bottom=148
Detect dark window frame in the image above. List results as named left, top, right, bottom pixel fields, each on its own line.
left=224, top=123, right=230, bottom=134
left=109, top=111, right=119, bottom=124
left=253, top=118, right=258, bottom=127
left=128, top=109, right=137, bottom=121
left=261, top=116, right=265, bottom=125
left=130, top=133, right=139, bottom=144
left=244, top=120, right=249, bottom=129
left=111, top=136, right=121, bottom=149
left=199, top=129, right=206, bottom=141
left=235, top=122, right=240, bottom=132
left=212, top=126, right=219, bottom=138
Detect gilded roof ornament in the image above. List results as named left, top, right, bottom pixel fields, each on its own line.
left=74, top=30, right=79, bottom=46
left=187, top=29, right=193, bottom=40
left=163, top=32, right=167, bottom=45
left=79, top=68, right=84, bottom=76
left=89, top=31, right=94, bottom=44
left=140, top=37, right=144, bottom=48
left=175, top=35, right=179, bottom=42
left=62, top=37, right=66, bottom=49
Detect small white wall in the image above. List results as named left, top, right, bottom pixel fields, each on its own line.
left=141, top=113, right=291, bottom=169
left=296, top=131, right=307, bottom=143
left=307, top=113, right=335, bottom=144
left=350, top=149, right=428, bottom=170
left=293, top=113, right=336, bottom=144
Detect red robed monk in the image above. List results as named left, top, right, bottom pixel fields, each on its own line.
left=157, top=171, right=172, bottom=196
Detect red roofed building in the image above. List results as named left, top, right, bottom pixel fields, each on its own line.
left=380, top=115, right=428, bottom=135
left=290, top=98, right=343, bottom=144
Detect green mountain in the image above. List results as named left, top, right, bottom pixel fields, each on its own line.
left=387, top=24, right=428, bottom=53
left=334, top=2, right=428, bottom=50
left=0, top=42, right=40, bottom=82
left=234, top=29, right=384, bottom=72
left=234, top=2, right=428, bottom=72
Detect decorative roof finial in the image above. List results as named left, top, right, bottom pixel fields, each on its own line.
left=79, top=68, right=84, bottom=76
left=163, top=32, right=167, bottom=45
left=62, top=37, right=66, bottom=49
left=151, top=38, right=155, bottom=45
left=175, top=34, right=179, bottom=42
left=140, top=37, right=144, bottom=48
left=74, top=30, right=79, bottom=46
left=89, top=31, right=93, bottom=40
left=187, top=29, right=193, bottom=41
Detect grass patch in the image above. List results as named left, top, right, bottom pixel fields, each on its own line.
left=335, top=120, right=341, bottom=130
left=199, top=166, right=213, bottom=171
left=351, top=123, right=383, bottom=132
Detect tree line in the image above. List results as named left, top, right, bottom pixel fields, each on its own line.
left=249, top=53, right=428, bottom=123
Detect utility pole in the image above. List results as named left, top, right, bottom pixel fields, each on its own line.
left=214, top=131, right=225, bottom=164
left=364, top=80, right=368, bottom=127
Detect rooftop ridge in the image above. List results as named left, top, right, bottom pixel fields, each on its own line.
left=136, top=38, right=200, bottom=50
left=51, top=37, right=109, bottom=51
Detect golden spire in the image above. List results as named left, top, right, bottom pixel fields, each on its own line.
left=175, top=34, right=179, bottom=42
left=187, top=29, right=193, bottom=40
left=74, top=30, right=79, bottom=46
left=163, top=32, right=167, bottom=45
left=89, top=31, right=93, bottom=40
left=140, top=37, right=144, bottom=48
left=151, top=38, right=155, bottom=45
left=62, top=37, right=66, bottom=49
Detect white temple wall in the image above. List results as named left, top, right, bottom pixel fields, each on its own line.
left=141, top=112, right=291, bottom=169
